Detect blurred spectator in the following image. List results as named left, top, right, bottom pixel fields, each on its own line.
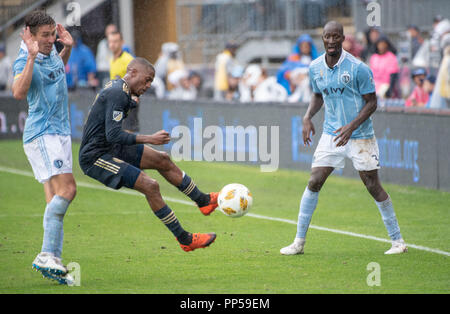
left=424, top=75, right=436, bottom=108
left=66, top=30, right=98, bottom=90
left=154, top=42, right=178, bottom=87
left=188, top=70, right=205, bottom=99
left=0, top=43, right=12, bottom=91
left=240, top=64, right=260, bottom=102
left=108, top=31, right=137, bottom=132
left=165, top=44, right=186, bottom=91
left=342, top=34, right=363, bottom=59
left=398, top=57, right=412, bottom=99
left=407, top=25, right=424, bottom=60
left=168, top=69, right=196, bottom=100
left=147, top=75, right=166, bottom=99
left=369, top=36, right=399, bottom=98
left=413, top=18, right=450, bottom=74
left=405, top=68, right=428, bottom=107
left=361, top=27, right=381, bottom=62
left=362, top=27, right=397, bottom=62
left=435, top=19, right=450, bottom=54
left=287, top=66, right=311, bottom=104
left=224, top=65, right=243, bottom=101
left=214, top=42, right=240, bottom=100
left=429, top=46, right=450, bottom=109
left=96, top=24, right=116, bottom=86
left=241, top=64, right=287, bottom=103
left=108, top=31, right=134, bottom=80
left=276, top=34, right=319, bottom=94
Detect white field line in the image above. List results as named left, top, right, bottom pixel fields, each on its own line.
left=1, top=166, right=449, bottom=257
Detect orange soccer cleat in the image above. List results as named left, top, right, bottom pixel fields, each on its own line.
left=199, top=192, right=219, bottom=216
left=179, top=233, right=217, bottom=252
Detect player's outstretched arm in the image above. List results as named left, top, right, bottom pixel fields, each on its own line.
left=12, top=27, right=38, bottom=100
left=334, top=92, right=377, bottom=147
left=135, top=130, right=171, bottom=145
left=302, top=92, right=324, bottom=146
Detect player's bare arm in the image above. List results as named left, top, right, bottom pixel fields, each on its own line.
left=302, top=92, right=324, bottom=146
left=333, top=92, right=377, bottom=147
left=56, top=24, right=73, bottom=65
left=136, top=130, right=171, bottom=145
left=12, top=27, right=38, bottom=100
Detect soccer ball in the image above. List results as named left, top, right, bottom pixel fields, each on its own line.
left=218, top=183, right=253, bottom=218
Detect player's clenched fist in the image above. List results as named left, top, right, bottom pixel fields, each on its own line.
left=150, top=130, right=171, bottom=145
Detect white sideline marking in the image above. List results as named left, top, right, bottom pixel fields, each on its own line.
left=1, top=166, right=449, bottom=257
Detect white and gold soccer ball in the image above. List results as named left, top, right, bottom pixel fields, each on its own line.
left=218, top=183, right=253, bottom=218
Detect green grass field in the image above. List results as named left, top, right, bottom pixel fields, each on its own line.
left=0, top=140, right=449, bottom=294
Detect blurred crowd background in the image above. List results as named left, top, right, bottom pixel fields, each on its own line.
left=0, top=0, right=449, bottom=109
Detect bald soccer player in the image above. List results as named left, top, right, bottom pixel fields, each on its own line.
left=79, top=57, right=219, bottom=253
left=280, top=21, right=407, bottom=256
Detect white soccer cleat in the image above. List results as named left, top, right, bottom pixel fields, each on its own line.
left=62, top=273, right=75, bottom=286
left=32, top=252, right=67, bottom=276
left=384, top=239, right=408, bottom=255
left=280, top=238, right=305, bottom=255
left=54, top=257, right=69, bottom=274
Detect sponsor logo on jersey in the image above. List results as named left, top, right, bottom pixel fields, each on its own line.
left=322, top=87, right=345, bottom=96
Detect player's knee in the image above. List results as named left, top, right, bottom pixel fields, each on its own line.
left=308, top=176, right=325, bottom=192
left=142, top=176, right=160, bottom=196
left=157, top=151, right=173, bottom=170
left=58, top=182, right=76, bottom=201
left=68, top=184, right=77, bottom=200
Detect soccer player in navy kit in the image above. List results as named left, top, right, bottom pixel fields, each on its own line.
left=12, top=11, right=75, bottom=284
left=281, top=21, right=407, bottom=255
left=79, top=58, right=218, bottom=253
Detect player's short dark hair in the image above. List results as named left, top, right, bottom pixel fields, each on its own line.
left=128, top=57, right=155, bottom=73
left=25, top=10, right=55, bottom=35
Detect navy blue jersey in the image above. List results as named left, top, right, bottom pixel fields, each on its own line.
left=79, top=79, right=137, bottom=170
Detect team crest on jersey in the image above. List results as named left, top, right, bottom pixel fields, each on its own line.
left=341, top=71, right=351, bottom=84
left=53, top=159, right=63, bottom=169
left=113, top=111, right=123, bottom=122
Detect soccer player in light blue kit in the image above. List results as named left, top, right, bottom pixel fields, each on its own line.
left=281, top=21, right=407, bottom=255
left=12, top=11, right=76, bottom=284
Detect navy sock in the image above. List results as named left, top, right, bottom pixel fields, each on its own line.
left=153, top=205, right=191, bottom=245
left=177, top=173, right=210, bottom=207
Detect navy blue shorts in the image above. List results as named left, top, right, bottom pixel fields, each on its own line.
left=85, top=144, right=144, bottom=190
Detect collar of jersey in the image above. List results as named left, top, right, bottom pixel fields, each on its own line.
left=20, top=40, right=55, bottom=61
left=322, top=49, right=347, bottom=70
left=120, top=78, right=132, bottom=96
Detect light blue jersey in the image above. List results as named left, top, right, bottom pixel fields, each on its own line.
left=309, top=50, right=376, bottom=139
left=13, top=41, right=70, bottom=144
